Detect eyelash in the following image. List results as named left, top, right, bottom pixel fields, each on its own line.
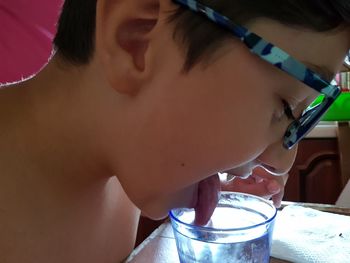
left=281, top=99, right=296, bottom=121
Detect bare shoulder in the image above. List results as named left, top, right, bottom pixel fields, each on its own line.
left=0, top=173, right=140, bottom=263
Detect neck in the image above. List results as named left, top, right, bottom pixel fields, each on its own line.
left=0, top=56, right=114, bottom=184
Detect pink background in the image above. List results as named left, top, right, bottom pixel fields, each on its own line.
left=0, top=0, right=62, bottom=83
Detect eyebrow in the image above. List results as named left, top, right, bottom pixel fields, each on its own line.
left=302, top=62, right=335, bottom=83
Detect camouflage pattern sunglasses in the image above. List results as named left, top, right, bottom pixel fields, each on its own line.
left=173, top=0, right=344, bottom=149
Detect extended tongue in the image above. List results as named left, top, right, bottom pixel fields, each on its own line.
left=194, top=175, right=221, bottom=226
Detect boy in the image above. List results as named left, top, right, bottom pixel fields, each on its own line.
left=0, top=0, right=348, bottom=262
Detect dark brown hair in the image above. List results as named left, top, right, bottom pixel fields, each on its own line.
left=54, top=0, right=350, bottom=68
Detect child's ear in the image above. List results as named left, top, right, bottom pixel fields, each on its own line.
left=95, top=0, right=161, bottom=95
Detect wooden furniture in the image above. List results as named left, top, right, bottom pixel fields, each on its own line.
left=337, top=122, right=350, bottom=188
left=284, top=138, right=342, bottom=204
left=284, top=122, right=350, bottom=204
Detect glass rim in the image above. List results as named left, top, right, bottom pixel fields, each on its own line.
left=169, top=191, right=277, bottom=232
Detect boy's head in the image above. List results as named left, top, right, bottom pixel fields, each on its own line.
left=54, top=0, right=349, bottom=67
left=52, top=0, right=349, bottom=221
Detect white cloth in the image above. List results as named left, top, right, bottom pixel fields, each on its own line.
left=271, top=205, right=350, bottom=263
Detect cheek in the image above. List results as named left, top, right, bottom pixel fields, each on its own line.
left=156, top=79, right=274, bottom=175
left=120, top=64, right=278, bottom=202
left=213, top=86, right=275, bottom=157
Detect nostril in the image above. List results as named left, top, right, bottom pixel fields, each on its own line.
left=259, top=163, right=278, bottom=174
left=256, top=158, right=277, bottom=173
left=261, top=165, right=288, bottom=176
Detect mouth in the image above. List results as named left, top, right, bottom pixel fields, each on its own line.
left=192, top=170, right=253, bottom=226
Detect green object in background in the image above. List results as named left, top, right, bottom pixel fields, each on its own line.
left=321, top=92, right=350, bottom=121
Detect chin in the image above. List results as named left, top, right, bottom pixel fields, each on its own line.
left=140, top=190, right=198, bottom=220
left=140, top=206, right=170, bottom=221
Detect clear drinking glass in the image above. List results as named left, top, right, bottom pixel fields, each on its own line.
left=169, top=192, right=277, bottom=263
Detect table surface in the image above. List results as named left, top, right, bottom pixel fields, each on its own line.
left=124, top=202, right=350, bottom=263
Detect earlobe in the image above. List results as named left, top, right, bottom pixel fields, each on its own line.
left=95, top=0, right=160, bottom=95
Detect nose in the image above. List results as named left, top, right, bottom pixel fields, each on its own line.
left=256, top=140, right=298, bottom=175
